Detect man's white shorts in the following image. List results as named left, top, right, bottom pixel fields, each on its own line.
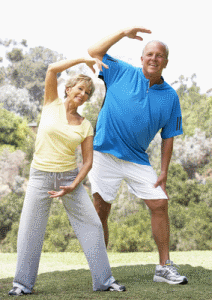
left=88, top=151, right=168, bottom=203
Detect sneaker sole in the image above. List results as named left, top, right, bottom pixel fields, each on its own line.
left=108, top=288, right=126, bottom=292
left=153, top=275, right=188, bottom=285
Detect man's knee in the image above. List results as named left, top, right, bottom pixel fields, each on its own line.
left=145, top=199, right=168, bottom=214
left=93, top=193, right=111, bottom=222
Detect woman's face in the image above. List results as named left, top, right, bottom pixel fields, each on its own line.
left=66, top=81, right=91, bottom=106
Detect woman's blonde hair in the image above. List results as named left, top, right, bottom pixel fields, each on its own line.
left=64, top=74, right=95, bottom=100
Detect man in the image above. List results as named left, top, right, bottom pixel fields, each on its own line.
left=88, top=27, right=187, bottom=285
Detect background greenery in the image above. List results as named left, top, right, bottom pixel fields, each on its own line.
left=0, top=39, right=212, bottom=253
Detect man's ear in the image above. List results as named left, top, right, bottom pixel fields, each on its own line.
left=164, top=59, right=169, bottom=69
left=141, top=56, right=144, bottom=66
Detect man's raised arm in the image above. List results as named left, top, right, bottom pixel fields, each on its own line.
left=88, top=26, right=152, bottom=61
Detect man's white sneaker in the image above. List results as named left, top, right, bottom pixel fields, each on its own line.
left=153, top=260, right=188, bottom=285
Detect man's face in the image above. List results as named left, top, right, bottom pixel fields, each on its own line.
left=141, top=42, right=168, bottom=78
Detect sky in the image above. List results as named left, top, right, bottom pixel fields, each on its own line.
left=1, top=0, right=211, bottom=93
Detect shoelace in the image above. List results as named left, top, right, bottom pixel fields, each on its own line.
left=165, top=262, right=180, bottom=275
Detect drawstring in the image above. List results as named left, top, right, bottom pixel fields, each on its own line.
left=49, top=170, right=77, bottom=190
left=54, top=173, right=57, bottom=189
left=49, top=172, right=58, bottom=189
left=54, top=172, right=62, bottom=189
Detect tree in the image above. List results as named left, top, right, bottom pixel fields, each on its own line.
left=0, top=66, right=6, bottom=85
left=6, top=48, right=24, bottom=62
left=0, top=148, right=27, bottom=197
left=0, top=193, right=24, bottom=246
left=5, top=45, right=63, bottom=104
left=173, top=75, right=212, bottom=137
left=82, top=79, right=106, bottom=128
left=0, top=84, right=40, bottom=121
left=173, top=129, right=212, bottom=179
left=0, top=107, right=33, bottom=149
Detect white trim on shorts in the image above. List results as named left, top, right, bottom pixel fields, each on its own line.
left=88, top=151, right=168, bottom=203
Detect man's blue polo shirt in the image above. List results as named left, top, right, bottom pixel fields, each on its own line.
left=93, top=54, right=183, bottom=166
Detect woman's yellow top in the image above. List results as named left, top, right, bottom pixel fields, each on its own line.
left=31, top=98, right=93, bottom=172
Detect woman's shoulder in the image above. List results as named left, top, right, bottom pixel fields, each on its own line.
left=81, top=117, right=92, bottom=127
left=80, top=118, right=93, bottom=135
left=43, top=98, right=62, bottom=108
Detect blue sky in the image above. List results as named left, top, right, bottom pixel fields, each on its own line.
left=1, top=0, right=211, bottom=93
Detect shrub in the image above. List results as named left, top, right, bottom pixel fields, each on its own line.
left=108, top=208, right=156, bottom=252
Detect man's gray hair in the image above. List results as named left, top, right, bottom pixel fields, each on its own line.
left=142, top=41, right=169, bottom=59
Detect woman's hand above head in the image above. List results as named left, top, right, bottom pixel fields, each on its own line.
left=44, top=57, right=108, bottom=106
left=85, top=58, right=108, bottom=73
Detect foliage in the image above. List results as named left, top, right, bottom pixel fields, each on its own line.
left=147, top=132, right=162, bottom=174
left=166, top=163, right=202, bottom=206
left=108, top=208, right=155, bottom=252
left=2, top=162, right=212, bottom=253
left=0, top=107, right=31, bottom=148
left=1, top=40, right=63, bottom=108
left=0, top=66, right=6, bottom=85
left=5, top=46, right=63, bottom=105
left=0, top=148, right=27, bottom=194
left=82, top=79, right=106, bottom=128
left=109, top=180, right=145, bottom=223
left=6, top=47, right=24, bottom=62
left=0, top=193, right=24, bottom=243
left=0, top=107, right=36, bottom=166
left=169, top=202, right=212, bottom=251
left=173, top=75, right=212, bottom=137
left=199, top=181, right=212, bottom=207
left=1, top=38, right=212, bottom=254
left=173, top=129, right=212, bottom=179
left=0, top=84, right=40, bottom=121
left=0, top=147, right=27, bottom=244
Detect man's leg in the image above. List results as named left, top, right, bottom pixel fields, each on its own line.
left=144, top=199, right=169, bottom=266
left=93, top=192, right=111, bottom=248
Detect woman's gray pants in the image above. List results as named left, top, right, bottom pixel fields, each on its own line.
left=13, top=167, right=114, bottom=292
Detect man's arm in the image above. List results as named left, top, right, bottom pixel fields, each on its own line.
left=154, top=137, right=174, bottom=197
left=88, top=26, right=152, bottom=61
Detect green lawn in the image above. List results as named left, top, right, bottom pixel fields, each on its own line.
left=1, top=251, right=212, bottom=299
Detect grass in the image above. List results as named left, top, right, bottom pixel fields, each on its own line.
left=0, top=251, right=212, bottom=299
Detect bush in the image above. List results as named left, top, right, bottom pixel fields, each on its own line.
left=0, top=193, right=24, bottom=242
left=108, top=208, right=156, bottom=252
left=0, top=148, right=28, bottom=198
left=166, top=163, right=203, bottom=206
left=0, top=107, right=31, bottom=149
left=169, top=202, right=212, bottom=251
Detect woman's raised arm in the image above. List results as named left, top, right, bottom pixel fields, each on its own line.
left=44, top=58, right=99, bottom=105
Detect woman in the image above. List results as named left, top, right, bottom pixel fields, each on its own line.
left=8, top=58, right=125, bottom=296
